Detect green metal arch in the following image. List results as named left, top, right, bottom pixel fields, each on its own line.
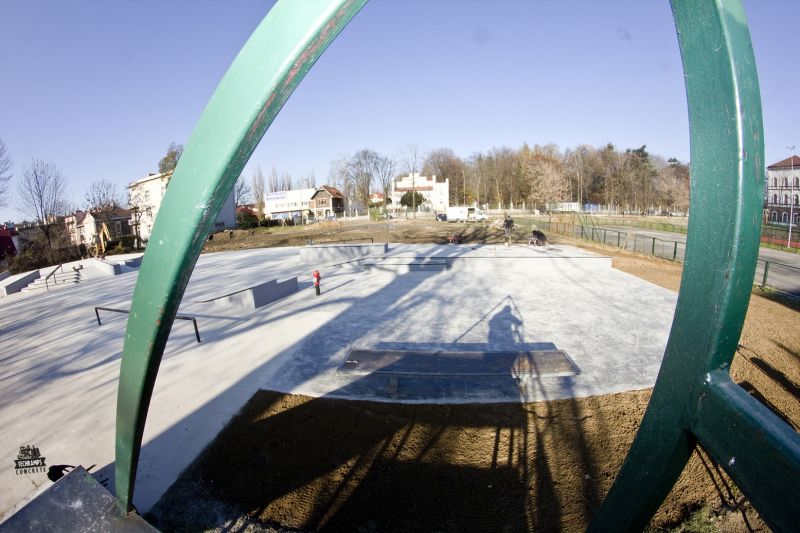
left=114, top=0, right=798, bottom=529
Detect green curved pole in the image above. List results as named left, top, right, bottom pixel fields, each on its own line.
left=114, top=0, right=368, bottom=512
left=589, top=0, right=768, bottom=529
left=116, top=0, right=796, bottom=527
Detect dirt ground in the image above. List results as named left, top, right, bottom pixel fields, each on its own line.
left=148, top=219, right=798, bottom=532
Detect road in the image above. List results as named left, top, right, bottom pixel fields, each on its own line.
left=587, top=224, right=800, bottom=296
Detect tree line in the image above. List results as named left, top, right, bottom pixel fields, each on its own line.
left=243, top=142, right=690, bottom=215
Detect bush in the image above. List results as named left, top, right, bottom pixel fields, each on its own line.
left=237, top=209, right=260, bottom=229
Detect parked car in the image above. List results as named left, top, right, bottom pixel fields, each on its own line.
left=435, top=213, right=447, bottom=222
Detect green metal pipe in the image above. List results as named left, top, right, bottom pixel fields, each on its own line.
left=113, top=0, right=368, bottom=512
left=590, top=0, right=766, bottom=529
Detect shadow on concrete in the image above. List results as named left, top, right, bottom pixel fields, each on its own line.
left=85, top=245, right=611, bottom=531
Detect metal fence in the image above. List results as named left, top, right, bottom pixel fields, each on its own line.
left=536, top=221, right=683, bottom=262
left=536, top=220, right=799, bottom=296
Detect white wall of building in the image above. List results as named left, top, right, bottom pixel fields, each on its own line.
left=264, top=188, right=316, bottom=219
left=128, top=171, right=236, bottom=242
left=390, top=173, right=449, bottom=212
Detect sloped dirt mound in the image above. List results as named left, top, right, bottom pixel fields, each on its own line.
left=147, top=390, right=765, bottom=532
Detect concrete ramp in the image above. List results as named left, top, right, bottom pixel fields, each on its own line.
left=299, top=243, right=388, bottom=264
left=199, top=277, right=298, bottom=311
left=0, top=466, right=156, bottom=532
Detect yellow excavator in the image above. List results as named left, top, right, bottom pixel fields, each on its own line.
left=93, top=222, right=112, bottom=257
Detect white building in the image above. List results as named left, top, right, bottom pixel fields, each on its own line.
left=390, top=173, right=449, bottom=213
left=765, top=155, right=800, bottom=226
left=127, top=171, right=236, bottom=242
left=264, top=188, right=317, bottom=220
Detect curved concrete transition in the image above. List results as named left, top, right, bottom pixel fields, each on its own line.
left=0, top=243, right=676, bottom=518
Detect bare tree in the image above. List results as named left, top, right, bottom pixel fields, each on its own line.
left=234, top=175, right=252, bottom=206
left=0, top=138, right=12, bottom=208
left=345, top=149, right=377, bottom=210
left=17, top=159, right=69, bottom=249
left=280, top=171, right=293, bottom=191
left=306, top=170, right=317, bottom=189
left=251, top=166, right=266, bottom=220
left=85, top=179, right=122, bottom=226
left=424, top=148, right=465, bottom=206
left=268, top=166, right=280, bottom=193
left=373, top=154, right=396, bottom=210
left=403, top=142, right=423, bottom=217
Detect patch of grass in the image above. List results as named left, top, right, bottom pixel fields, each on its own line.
left=647, top=505, right=718, bottom=533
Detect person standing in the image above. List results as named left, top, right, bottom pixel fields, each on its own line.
left=503, top=214, right=514, bottom=246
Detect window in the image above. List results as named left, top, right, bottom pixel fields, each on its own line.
left=784, top=177, right=789, bottom=187
left=795, top=194, right=799, bottom=206
left=771, top=211, right=777, bottom=221
left=782, top=212, right=789, bottom=223
left=773, top=194, right=778, bottom=204
left=773, top=177, right=778, bottom=187
left=785, top=195, right=790, bottom=205
left=796, top=176, right=800, bottom=188
left=795, top=213, right=800, bottom=224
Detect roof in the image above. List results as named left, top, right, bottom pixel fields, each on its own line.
left=89, top=206, right=131, bottom=220
left=127, top=170, right=173, bottom=188
left=767, top=155, right=800, bottom=170
left=312, top=185, right=345, bottom=199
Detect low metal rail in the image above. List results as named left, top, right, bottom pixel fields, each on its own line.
left=44, top=264, right=64, bottom=292
left=94, top=307, right=201, bottom=343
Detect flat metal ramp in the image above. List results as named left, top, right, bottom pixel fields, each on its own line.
left=340, top=349, right=578, bottom=377
left=0, top=466, right=156, bottom=532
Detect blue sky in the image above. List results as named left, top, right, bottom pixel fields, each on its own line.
left=1, top=0, right=798, bottom=223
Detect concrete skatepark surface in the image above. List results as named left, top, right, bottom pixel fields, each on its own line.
left=0, top=243, right=677, bottom=522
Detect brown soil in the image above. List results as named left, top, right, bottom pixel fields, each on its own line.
left=148, top=220, right=798, bottom=532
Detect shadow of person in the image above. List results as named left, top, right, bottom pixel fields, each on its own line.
left=488, top=304, right=523, bottom=347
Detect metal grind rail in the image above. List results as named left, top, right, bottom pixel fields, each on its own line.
left=108, top=1, right=800, bottom=531
left=94, top=306, right=201, bottom=343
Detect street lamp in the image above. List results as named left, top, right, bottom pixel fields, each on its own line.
left=788, top=145, right=796, bottom=248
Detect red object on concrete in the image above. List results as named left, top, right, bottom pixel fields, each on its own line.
left=312, top=270, right=321, bottom=295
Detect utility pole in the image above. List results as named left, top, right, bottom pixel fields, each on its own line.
left=788, top=146, right=796, bottom=248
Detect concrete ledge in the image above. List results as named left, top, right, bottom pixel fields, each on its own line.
left=0, top=271, right=10, bottom=283
left=1, top=466, right=156, bottom=532
left=201, top=277, right=298, bottom=311
left=1, top=270, right=40, bottom=297
left=299, top=243, right=388, bottom=264
left=448, top=255, right=612, bottom=272
left=366, top=259, right=447, bottom=273
left=92, top=258, right=121, bottom=276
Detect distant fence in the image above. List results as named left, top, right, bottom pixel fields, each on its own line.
left=534, top=220, right=799, bottom=296
left=543, top=215, right=798, bottom=253
left=535, top=221, right=683, bottom=263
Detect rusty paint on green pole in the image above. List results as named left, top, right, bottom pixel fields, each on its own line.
left=114, top=0, right=368, bottom=512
